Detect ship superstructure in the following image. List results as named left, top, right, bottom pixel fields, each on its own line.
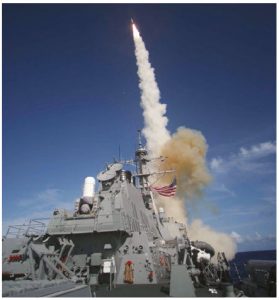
left=3, top=134, right=240, bottom=297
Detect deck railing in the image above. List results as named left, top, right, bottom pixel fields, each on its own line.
left=4, top=218, right=50, bottom=238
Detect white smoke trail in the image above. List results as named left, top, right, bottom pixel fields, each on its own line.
left=132, top=24, right=170, bottom=157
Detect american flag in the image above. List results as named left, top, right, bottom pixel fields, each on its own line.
left=151, top=178, right=177, bottom=197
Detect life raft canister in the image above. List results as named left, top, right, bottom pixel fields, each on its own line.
left=124, top=260, right=134, bottom=284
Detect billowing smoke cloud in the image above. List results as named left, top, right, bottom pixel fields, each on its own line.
left=159, top=127, right=212, bottom=198
left=132, top=23, right=236, bottom=259
left=158, top=197, right=187, bottom=224
left=188, top=219, right=237, bottom=261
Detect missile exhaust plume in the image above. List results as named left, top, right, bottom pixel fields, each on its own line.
left=159, top=127, right=212, bottom=198
left=132, top=22, right=170, bottom=157
left=132, top=22, right=236, bottom=259
left=188, top=219, right=237, bottom=261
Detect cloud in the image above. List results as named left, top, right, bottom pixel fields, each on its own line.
left=208, top=183, right=236, bottom=198
left=3, top=188, right=75, bottom=235
left=203, top=203, right=275, bottom=226
left=210, top=141, right=276, bottom=174
left=18, top=188, right=63, bottom=208
left=231, top=231, right=244, bottom=243
left=221, top=218, right=273, bottom=231
left=210, top=158, right=224, bottom=172
left=17, top=188, right=73, bottom=211
left=222, top=207, right=259, bottom=217
left=239, top=142, right=276, bottom=159
left=231, top=230, right=276, bottom=244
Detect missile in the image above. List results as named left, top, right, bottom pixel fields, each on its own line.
left=131, top=19, right=140, bottom=39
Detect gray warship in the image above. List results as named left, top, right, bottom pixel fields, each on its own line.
left=3, top=132, right=245, bottom=297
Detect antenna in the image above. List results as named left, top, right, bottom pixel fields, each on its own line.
left=137, top=129, right=143, bottom=147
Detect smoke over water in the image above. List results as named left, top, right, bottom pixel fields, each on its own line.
left=132, top=23, right=236, bottom=260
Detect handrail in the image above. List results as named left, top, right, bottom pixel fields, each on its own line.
left=4, top=218, right=50, bottom=238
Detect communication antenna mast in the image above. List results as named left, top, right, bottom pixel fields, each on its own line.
left=137, top=129, right=143, bottom=148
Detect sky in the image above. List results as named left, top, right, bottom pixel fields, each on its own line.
left=3, top=4, right=276, bottom=252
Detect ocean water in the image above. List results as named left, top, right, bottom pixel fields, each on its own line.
left=229, top=250, right=276, bottom=283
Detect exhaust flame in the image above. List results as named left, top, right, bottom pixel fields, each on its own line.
left=132, top=23, right=236, bottom=259
left=132, top=24, right=140, bottom=39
